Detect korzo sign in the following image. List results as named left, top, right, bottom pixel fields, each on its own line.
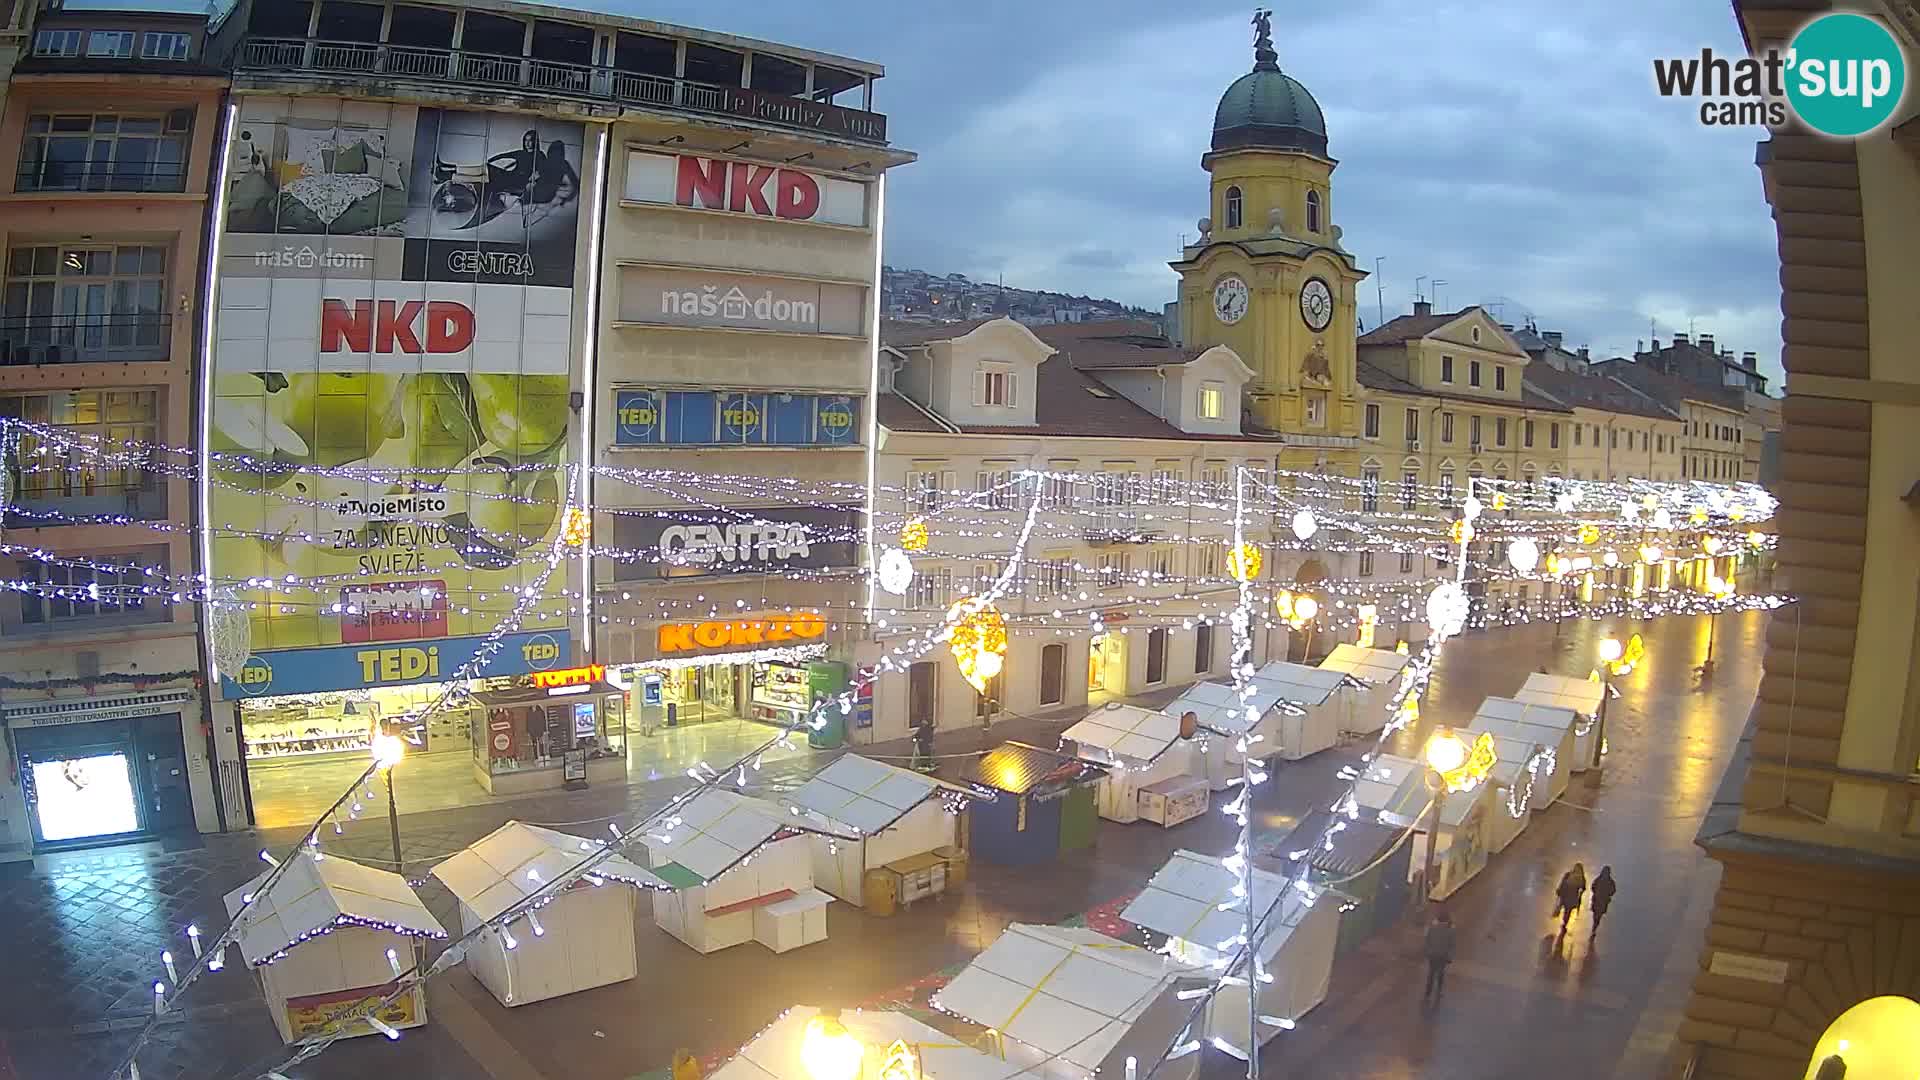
left=624, top=151, right=869, bottom=228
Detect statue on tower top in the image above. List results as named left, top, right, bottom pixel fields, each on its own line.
left=1252, top=8, right=1279, bottom=70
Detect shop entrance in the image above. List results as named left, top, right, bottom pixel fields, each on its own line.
left=14, top=713, right=192, bottom=848
left=1088, top=634, right=1126, bottom=694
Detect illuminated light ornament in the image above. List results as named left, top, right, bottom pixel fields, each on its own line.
left=1641, top=493, right=1659, bottom=509
left=1747, top=530, right=1766, bottom=548
left=1394, top=640, right=1409, bottom=655
left=1545, top=553, right=1563, bottom=577
left=945, top=597, right=1008, bottom=693
left=875, top=548, right=914, bottom=595
left=208, top=600, right=253, bottom=676
left=1555, top=490, right=1577, bottom=513
left=1227, top=543, right=1263, bottom=582
left=1274, top=589, right=1296, bottom=620
left=801, top=1014, right=866, bottom=1080
left=1706, top=575, right=1735, bottom=601
left=1652, top=508, right=1674, bottom=530
left=371, top=730, right=406, bottom=769
left=1449, top=519, right=1474, bottom=545
left=1577, top=524, right=1601, bottom=545
left=899, top=518, right=929, bottom=553
left=1462, top=495, right=1483, bottom=521
left=1290, top=508, right=1317, bottom=541
left=1702, top=536, right=1723, bottom=556
left=1620, top=501, right=1641, bottom=523
left=1706, top=490, right=1728, bottom=512
left=1426, top=581, right=1469, bottom=640
left=1490, top=492, right=1507, bottom=511
left=1287, top=594, right=1319, bottom=630
left=1639, top=544, right=1663, bottom=565
left=1690, top=506, right=1709, bottom=524
left=559, top=507, right=591, bottom=548
left=1728, top=505, right=1747, bottom=521
left=1602, top=550, right=1619, bottom=567
left=878, top=1040, right=920, bottom=1080
left=1439, top=731, right=1499, bottom=793
left=1507, top=537, right=1540, bottom=573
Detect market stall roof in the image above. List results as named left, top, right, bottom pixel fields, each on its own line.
left=1351, top=753, right=1420, bottom=813
left=960, top=742, right=1107, bottom=797
left=1162, top=680, right=1250, bottom=734
left=642, top=789, right=803, bottom=887
left=931, top=923, right=1182, bottom=1075
left=787, top=754, right=963, bottom=835
left=1061, top=703, right=1186, bottom=765
left=1247, top=661, right=1350, bottom=708
left=1318, top=644, right=1412, bottom=685
left=1472, top=696, right=1580, bottom=738
left=431, top=821, right=667, bottom=921
left=712, top=1005, right=1022, bottom=1080
left=1287, top=810, right=1405, bottom=880
left=1514, top=672, right=1606, bottom=718
left=1378, top=770, right=1489, bottom=829
left=1121, top=848, right=1293, bottom=954
left=222, top=850, right=446, bottom=967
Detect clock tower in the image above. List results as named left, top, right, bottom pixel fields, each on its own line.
left=1172, top=9, right=1367, bottom=453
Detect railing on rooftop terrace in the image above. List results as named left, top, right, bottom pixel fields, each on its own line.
left=236, top=37, right=888, bottom=144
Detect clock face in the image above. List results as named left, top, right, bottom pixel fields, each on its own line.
left=1300, top=277, right=1334, bottom=331
left=1212, top=275, right=1250, bottom=325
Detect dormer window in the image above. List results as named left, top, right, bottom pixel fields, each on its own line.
left=1198, top=382, right=1224, bottom=420
left=1470, top=326, right=1482, bottom=344
left=1224, top=186, right=1243, bottom=230
left=1305, top=190, right=1322, bottom=233
left=976, top=364, right=1014, bottom=407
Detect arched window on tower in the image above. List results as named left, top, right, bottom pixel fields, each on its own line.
left=1306, top=190, right=1323, bottom=233
left=1224, top=186, right=1243, bottom=229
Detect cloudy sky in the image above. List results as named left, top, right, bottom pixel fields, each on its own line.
left=608, top=1, right=1781, bottom=382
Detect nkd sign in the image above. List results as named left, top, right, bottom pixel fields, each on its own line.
left=624, top=151, right=869, bottom=228
left=321, top=298, right=475, bottom=353
left=618, top=266, right=866, bottom=336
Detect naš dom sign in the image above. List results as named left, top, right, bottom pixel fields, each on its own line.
left=656, top=612, right=827, bottom=655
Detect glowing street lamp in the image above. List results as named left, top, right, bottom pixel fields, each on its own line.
left=1418, top=727, right=1474, bottom=908
left=1594, top=638, right=1624, bottom=769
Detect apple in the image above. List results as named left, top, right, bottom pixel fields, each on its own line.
left=267, top=374, right=406, bottom=467
left=468, top=374, right=570, bottom=456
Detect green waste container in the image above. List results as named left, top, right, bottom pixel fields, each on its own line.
left=806, top=661, right=850, bottom=749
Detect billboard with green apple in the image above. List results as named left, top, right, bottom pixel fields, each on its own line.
left=208, top=97, right=585, bottom=678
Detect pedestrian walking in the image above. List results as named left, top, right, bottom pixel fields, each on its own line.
left=1553, top=863, right=1587, bottom=932
left=1423, top=909, right=1457, bottom=1000
left=1589, top=865, right=1616, bottom=938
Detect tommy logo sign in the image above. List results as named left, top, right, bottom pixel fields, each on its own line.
left=625, top=150, right=869, bottom=228
left=321, top=299, right=476, bottom=354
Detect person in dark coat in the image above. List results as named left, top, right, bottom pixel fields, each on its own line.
left=1588, top=866, right=1617, bottom=938
left=1553, top=862, right=1587, bottom=932
left=1423, top=909, right=1457, bottom=1000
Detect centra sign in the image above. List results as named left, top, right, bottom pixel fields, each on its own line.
left=660, top=522, right=811, bottom=567
left=657, top=612, right=828, bottom=655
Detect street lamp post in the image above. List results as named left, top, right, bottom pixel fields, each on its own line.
left=1420, top=727, right=1470, bottom=913
left=1595, top=638, right=1622, bottom=770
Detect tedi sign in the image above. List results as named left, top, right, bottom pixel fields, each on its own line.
left=660, top=522, right=811, bottom=568
left=624, top=151, right=870, bottom=228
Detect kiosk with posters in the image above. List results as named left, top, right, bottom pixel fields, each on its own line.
left=1316, top=645, right=1412, bottom=737
left=430, top=821, right=665, bottom=1006
left=1121, top=849, right=1341, bottom=1053
left=930, top=923, right=1202, bottom=1080
left=222, top=850, right=447, bottom=1044
left=956, top=743, right=1106, bottom=866
left=1467, top=697, right=1578, bottom=809
left=1060, top=704, right=1204, bottom=825
left=470, top=665, right=626, bottom=795
left=711, top=1005, right=1022, bottom=1080
left=1375, top=763, right=1499, bottom=902
left=642, top=789, right=848, bottom=954
left=784, top=754, right=969, bottom=913
left=1291, top=811, right=1413, bottom=956
left=1463, top=731, right=1544, bottom=852
left=1513, top=672, right=1607, bottom=772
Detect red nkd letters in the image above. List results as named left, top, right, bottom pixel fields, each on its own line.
left=321, top=299, right=476, bottom=354
left=674, top=156, right=822, bottom=221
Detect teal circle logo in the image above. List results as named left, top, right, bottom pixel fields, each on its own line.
left=1786, top=13, right=1907, bottom=137
left=236, top=655, right=274, bottom=696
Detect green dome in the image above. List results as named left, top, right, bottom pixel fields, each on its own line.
left=1212, top=66, right=1328, bottom=156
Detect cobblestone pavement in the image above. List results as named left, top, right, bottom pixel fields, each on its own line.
left=0, top=610, right=1766, bottom=1080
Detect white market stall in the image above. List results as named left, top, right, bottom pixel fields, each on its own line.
left=1162, top=681, right=1254, bottom=792
left=1246, top=661, right=1358, bottom=760
left=1473, top=734, right=1539, bottom=852
left=786, top=754, right=968, bottom=912
left=712, top=1005, right=1022, bottom=1080
left=430, top=820, right=666, bottom=1007
left=643, top=789, right=848, bottom=955
left=1316, top=645, right=1413, bottom=736
left=1514, top=672, right=1607, bottom=771
left=1375, top=766, right=1499, bottom=902
left=1468, top=697, right=1580, bottom=809
left=222, top=850, right=447, bottom=1044
left=1351, top=753, right=1421, bottom=817
left=930, top=923, right=1200, bottom=1080
left=1060, top=703, right=1206, bottom=825
left=1121, top=849, right=1341, bottom=1052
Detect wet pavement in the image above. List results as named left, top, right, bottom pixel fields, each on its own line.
left=0, top=609, right=1766, bottom=1080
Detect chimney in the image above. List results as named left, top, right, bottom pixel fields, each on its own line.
left=1578, top=346, right=1590, bottom=360
left=1698, top=333, right=1715, bottom=353
left=1742, top=350, right=1758, bottom=370
left=1674, top=332, right=1689, bottom=346
left=1650, top=338, right=1661, bottom=351
left=1413, top=300, right=1432, bottom=317
left=1543, top=330, right=1563, bottom=348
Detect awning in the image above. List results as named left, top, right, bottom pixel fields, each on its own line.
left=1061, top=703, right=1186, bottom=765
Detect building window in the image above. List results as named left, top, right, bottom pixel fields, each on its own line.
left=1040, top=643, right=1065, bottom=706
left=1401, top=471, right=1418, bottom=510
left=1610, top=428, right=1618, bottom=449
left=1550, top=422, right=1560, bottom=449
left=17, top=547, right=169, bottom=628
left=85, top=30, right=137, bottom=57
left=18, top=111, right=192, bottom=193
left=1304, top=392, right=1326, bottom=426
left=975, top=670, right=1005, bottom=720
left=1146, top=628, right=1168, bottom=685
left=1405, top=408, right=1419, bottom=444
left=975, top=468, right=1015, bottom=511
left=1148, top=544, right=1175, bottom=580
left=1305, top=190, right=1322, bottom=233
left=1441, top=412, right=1454, bottom=443
left=1471, top=326, right=1482, bottom=344
left=1469, top=360, right=1482, bottom=387
left=0, top=390, right=161, bottom=517
left=1574, top=424, right=1583, bottom=447
left=140, top=32, right=192, bottom=61
left=1097, top=550, right=1130, bottom=588
left=1495, top=417, right=1508, bottom=447
left=906, top=468, right=950, bottom=514
left=1364, top=403, right=1380, bottom=438
left=1439, top=470, right=1455, bottom=502
left=1523, top=419, right=1535, bottom=448
left=1441, top=355, right=1454, bottom=383
left=1361, top=467, right=1380, bottom=512
left=1194, top=623, right=1214, bottom=674
left=978, top=365, right=1014, bottom=407
left=1495, top=366, right=1507, bottom=391
left=1399, top=550, right=1414, bottom=573
left=4, top=244, right=171, bottom=364
left=1194, top=542, right=1222, bottom=582
left=1224, top=185, right=1243, bottom=230
left=1359, top=550, right=1374, bottom=577
left=32, top=30, right=82, bottom=57
left=909, top=567, right=952, bottom=610
left=1198, top=382, right=1224, bottom=420
left=1470, top=415, right=1482, bottom=447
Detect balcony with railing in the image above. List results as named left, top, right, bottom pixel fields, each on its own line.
left=235, top=37, right=889, bottom=145
left=0, top=314, right=173, bottom=366
left=2, top=477, right=167, bottom=527
left=15, top=162, right=189, bottom=195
